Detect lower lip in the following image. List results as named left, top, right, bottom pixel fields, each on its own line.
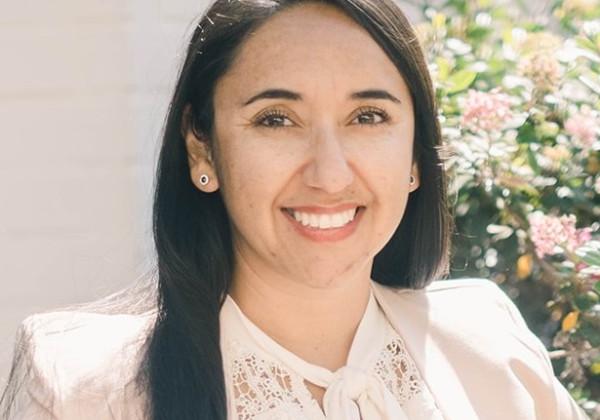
left=282, top=208, right=364, bottom=242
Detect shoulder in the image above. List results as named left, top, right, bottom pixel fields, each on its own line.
left=373, top=278, right=590, bottom=419
left=12, top=309, right=156, bottom=418
left=22, top=309, right=156, bottom=387
left=373, top=276, right=506, bottom=296
left=375, top=279, right=556, bottom=396
left=373, top=278, right=543, bottom=366
left=374, top=277, right=528, bottom=328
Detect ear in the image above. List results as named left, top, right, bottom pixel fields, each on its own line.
left=409, top=162, right=420, bottom=192
left=182, top=105, right=220, bottom=193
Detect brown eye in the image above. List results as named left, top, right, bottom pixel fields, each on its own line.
left=351, top=107, right=390, bottom=126
left=254, top=110, right=294, bottom=128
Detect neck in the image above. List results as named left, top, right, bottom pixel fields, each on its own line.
left=229, top=255, right=372, bottom=371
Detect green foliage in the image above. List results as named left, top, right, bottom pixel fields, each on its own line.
left=415, top=0, right=600, bottom=415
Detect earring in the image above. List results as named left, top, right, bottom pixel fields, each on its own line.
left=409, top=175, right=416, bottom=185
left=199, top=174, right=210, bottom=186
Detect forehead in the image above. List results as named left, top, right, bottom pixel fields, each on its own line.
left=217, top=3, right=408, bottom=99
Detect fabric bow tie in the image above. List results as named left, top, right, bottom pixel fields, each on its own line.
left=321, top=366, right=409, bottom=420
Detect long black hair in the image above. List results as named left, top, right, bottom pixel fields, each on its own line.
left=1, top=1, right=451, bottom=419
left=139, top=0, right=451, bottom=419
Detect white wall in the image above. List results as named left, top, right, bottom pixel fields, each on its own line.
left=0, top=0, right=213, bottom=390
left=0, top=0, right=426, bottom=391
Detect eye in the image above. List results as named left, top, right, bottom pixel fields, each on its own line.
left=253, top=109, right=294, bottom=128
left=350, top=107, right=390, bottom=126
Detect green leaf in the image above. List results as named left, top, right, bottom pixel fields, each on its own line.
left=436, top=57, right=451, bottom=82
left=578, top=322, right=600, bottom=347
left=467, top=25, right=492, bottom=41
left=523, top=23, right=546, bottom=32
left=575, top=241, right=600, bottom=267
left=560, top=282, right=575, bottom=294
left=447, top=70, right=477, bottom=94
left=447, top=0, right=468, bottom=14
left=594, top=281, right=600, bottom=295
left=517, top=122, right=538, bottom=144
left=526, top=148, right=541, bottom=174
left=577, top=36, right=597, bottom=52
left=574, top=294, right=594, bottom=311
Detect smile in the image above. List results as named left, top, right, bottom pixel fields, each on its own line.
left=290, top=208, right=358, bottom=229
left=282, top=205, right=364, bottom=242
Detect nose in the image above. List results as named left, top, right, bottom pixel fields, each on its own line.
left=302, top=127, right=354, bottom=193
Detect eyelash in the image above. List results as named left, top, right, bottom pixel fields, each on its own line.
left=253, top=109, right=292, bottom=129
left=252, top=106, right=391, bottom=129
left=352, top=106, right=391, bottom=126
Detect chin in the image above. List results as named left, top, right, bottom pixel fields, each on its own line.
left=293, top=258, right=371, bottom=289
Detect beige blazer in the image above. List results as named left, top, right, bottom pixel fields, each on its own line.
left=4, top=279, right=589, bottom=419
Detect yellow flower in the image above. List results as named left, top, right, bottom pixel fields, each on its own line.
left=432, top=13, right=446, bottom=31
left=544, top=145, right=571, bottom=160
left=540, top=145, right=572, bottom=171
left=517, top=254, right=533, bottom=279
left=587, top=155, right=600, bottom=175
left=562, top=311, right=580, bottom=332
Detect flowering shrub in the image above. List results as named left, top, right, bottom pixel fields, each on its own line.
left=414, top=0, right=600, bottom=415
left=528, top=212, right=592, bottom=258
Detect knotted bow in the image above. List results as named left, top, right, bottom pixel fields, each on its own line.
left=228, top=292, right=412, bottom=419
left=321, top=365, right=409, bottom=420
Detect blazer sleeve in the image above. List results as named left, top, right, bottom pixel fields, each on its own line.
left=2, top=311, right=152, bottom=420
left=2, top=315, right=60, bottom=420
left=492, top=283, right=590, bottom=420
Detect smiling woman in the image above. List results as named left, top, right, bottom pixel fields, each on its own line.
left=0, top=1, right=589, bottom=420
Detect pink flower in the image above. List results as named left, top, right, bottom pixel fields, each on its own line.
left=460, top=89, right=513, bottom=132
left=528, top=213, right=591, bottom=258
left=564, top=106, right=598, bottom=149
left=518, top=52, right=561, bottom=92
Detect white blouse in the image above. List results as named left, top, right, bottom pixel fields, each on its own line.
left=220, top=291, right=446, bottom=420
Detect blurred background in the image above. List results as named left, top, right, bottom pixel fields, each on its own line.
left=0, top=0, right=212, bottom=390
left=3, top=0, right=598, bottom=416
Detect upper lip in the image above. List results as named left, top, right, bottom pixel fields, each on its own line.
left=283, top=203, right=363, bottom=214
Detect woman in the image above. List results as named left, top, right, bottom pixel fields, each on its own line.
left=0, top=0, right=589, bottom=419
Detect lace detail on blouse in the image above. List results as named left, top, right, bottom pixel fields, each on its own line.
left=224, top=332, right=425, bottom=419
left=374, top=338, right=422, bottom=405
left=228, top=339, right=317, bottom=419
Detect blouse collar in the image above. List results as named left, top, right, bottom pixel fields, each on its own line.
left=222, top=288, right=408, bottom=420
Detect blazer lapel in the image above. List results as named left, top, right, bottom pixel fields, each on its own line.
left=372, top=283, right=479, bottom=420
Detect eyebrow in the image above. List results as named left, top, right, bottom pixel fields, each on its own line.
left=350, top=89, right=402, bottom=104
left=243, top=89, right=302, bottom=106
left=242, top=88, right=401, bottom=106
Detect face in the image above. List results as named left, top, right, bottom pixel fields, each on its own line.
left=186, top=3, right=418, bottom=288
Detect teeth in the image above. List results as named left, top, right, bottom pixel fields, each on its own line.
left=301, top=212, right=310, bottom=226
left=310, top=213, right=319, bottom=227
left=291, top=208, right=357, bottom=229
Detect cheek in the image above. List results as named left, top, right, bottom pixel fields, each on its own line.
left=353, top=133, right=414, bottom=220
left=216, top=135, right=295, bottom=222
left=350, top=130, right=414, bottom=189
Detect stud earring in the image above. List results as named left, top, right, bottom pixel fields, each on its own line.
left=199, top=174, right=210, bottom=186
left=409, top=175, right=416, bottom=185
